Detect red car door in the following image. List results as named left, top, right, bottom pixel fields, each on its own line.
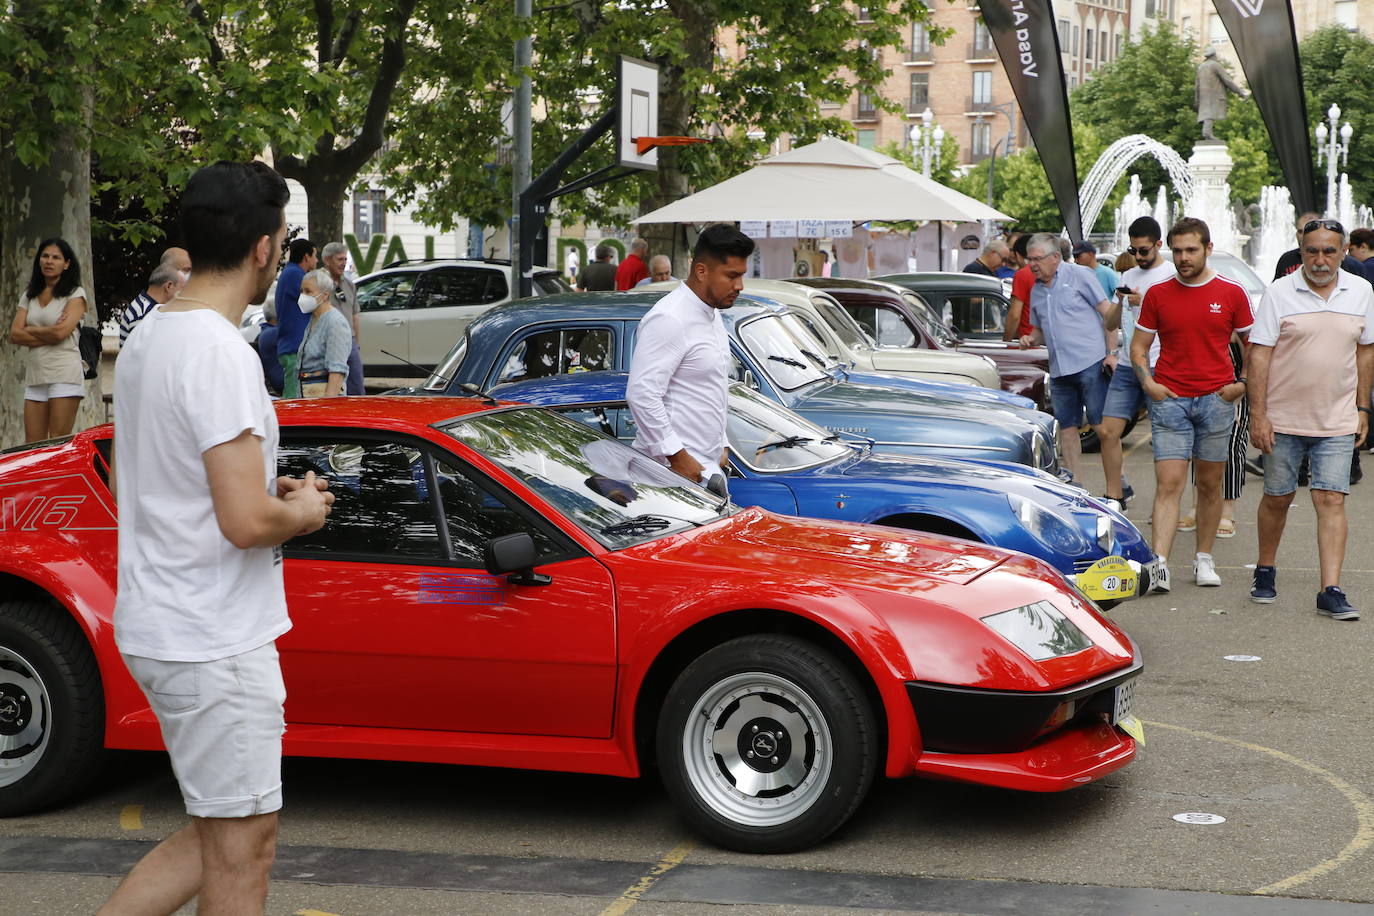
left=275, top=435, right=617, bottom=739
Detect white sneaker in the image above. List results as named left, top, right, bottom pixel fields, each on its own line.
left=1194, top=552, right=1221, bottom=587
left=1152, top=562, right=1171, bottom=593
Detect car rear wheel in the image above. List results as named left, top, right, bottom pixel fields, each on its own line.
left=656, top=635, right=877, bottom=853
left=0, top=601, right=105, bottom=817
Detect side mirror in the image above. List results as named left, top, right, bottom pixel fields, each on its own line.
left=483, top=533, right=552, bottom=586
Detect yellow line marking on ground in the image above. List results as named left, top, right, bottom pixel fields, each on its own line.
left=1144, top=719, right=1374, bottom=894
left=598, top=840, right=696, bottom=916
left=294, top=910, right=345, bottom=916
left=118, top=805, right=143, bottom=831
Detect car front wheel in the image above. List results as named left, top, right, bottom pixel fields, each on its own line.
left=0, top=601, right=105, bottom=817
left=656, top=634, right=878, bottom=853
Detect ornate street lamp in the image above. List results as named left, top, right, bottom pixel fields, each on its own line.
left=1315, top=102, right=1353, bottom=218
left=909, top=108, right=945, bottom=178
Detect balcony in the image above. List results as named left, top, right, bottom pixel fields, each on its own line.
left=964, top=96, right=996, bottom=113
left=855, top=104, right=879, bottom=122
left=966, top=42, right=997, bottom=61
left=906, top=99, right=931, bottom=116
left=907, top=48, right=934, bottom=63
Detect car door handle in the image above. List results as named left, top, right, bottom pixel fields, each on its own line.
left=384, top=318, right=405, bottom=326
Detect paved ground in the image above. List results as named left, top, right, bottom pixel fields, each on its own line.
left=6, top=415, right=1374, bottom=915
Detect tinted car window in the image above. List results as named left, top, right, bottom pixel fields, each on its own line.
left=278, top=440, right=441, bottom=559
left=418, top=267, right=507, bottom=308
left=357, top=273, right=417, bottom=312
left=533, top=273, right=574, bottom=295
left=433, top=457, right=563, bottom=564
left=495, top=328, right=614, bottom=384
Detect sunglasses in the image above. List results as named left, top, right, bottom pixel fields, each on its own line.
left=1303, top=219, right=1345, bottom=235
left=1127, top=245, right=1157, bottom=257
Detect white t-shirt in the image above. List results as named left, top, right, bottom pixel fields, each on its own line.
left=113, top=307, right=288, bottom=662
left=18, top=286, right=86, bottom=386
left=1119, top=260, right=1176, bottom=365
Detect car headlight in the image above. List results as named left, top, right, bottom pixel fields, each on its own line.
left=1008, top=493, right=1092, bottom=555
left=982, top=600, right=1095, bottom=660
left=1032, top=433, right=1050, bottom=469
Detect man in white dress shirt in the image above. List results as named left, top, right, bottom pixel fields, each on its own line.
left=627, top=224, right=755, bottom=488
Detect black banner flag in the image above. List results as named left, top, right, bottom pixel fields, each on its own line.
left=978, top=0, right=1082, bottom=239
left=1212, top=0, right=1316, bottom=214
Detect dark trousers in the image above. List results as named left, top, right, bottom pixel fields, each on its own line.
left=346, top=340, right=364, bottom=395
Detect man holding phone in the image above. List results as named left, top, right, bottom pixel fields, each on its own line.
left=1098, top=217, right=1176, bottom=508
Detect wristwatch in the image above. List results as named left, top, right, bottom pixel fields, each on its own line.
left=1358, top=406, right=1372, bottom=415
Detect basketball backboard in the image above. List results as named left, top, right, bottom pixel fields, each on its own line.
left=617, top=56, right=659, bottom=171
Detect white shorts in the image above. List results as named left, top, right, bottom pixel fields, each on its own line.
left=122, top=642, right=286, bottom=818
left=24, top=382, right=85, bottom=402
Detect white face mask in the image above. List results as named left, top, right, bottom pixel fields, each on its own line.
left=298, top=291, right=320, bottom=314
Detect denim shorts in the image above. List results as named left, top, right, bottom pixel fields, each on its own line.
left=122, top=642, right=286, bottom=818
left=1148, top=393, right=1234, bottom=462
left=1049, top=363, right=1109, bottom=429
left=1102, top=365, right=1146, bottom=421
left=1264, top=432, right=1357, bottom=496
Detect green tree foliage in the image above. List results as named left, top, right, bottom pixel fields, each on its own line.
left=952, top=123, right=1111, bottom=232
left=1300, top=25, right=1374, bottom=209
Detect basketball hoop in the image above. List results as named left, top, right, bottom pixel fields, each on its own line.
left=633, top=136, right=710, bottom=156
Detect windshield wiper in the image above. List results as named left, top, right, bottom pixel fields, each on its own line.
left=767, top=354, right=807, bottom=369
left=758, top=435, right=816, bottom=453
left=599, top=515, right=676, bottom=536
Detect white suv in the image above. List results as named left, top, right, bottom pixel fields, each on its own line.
left=356, top=259, right=570, bottom=376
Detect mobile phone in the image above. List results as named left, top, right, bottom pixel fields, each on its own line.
left=1115, top=286, right=1132, bottom=296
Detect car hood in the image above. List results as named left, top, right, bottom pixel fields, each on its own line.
left=686, top=507, right=1008, bottom=587
left=794, top=379, right=1036, bottom=429
left=844, top=370, right=1035, bottom=410
left=866, top=347, right=1001, bottom=388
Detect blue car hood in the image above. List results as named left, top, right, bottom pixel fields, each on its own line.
left=845, top=369, right=1035, bottom=410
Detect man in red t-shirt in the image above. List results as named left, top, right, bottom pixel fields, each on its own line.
left=1002, top=234, right=1037, bottom=341
left=1131, top=217, right=1252, bottom=593
left=615, top=238, right=650, bottom=291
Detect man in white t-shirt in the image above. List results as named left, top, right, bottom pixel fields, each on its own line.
left=1248, top=218, right=1374, bottom=620
left=103, top=161, right=333, bottom=916
left=1099, top=216, right=1176, bottom=508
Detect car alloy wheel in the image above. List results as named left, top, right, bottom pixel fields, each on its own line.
left=657, top=635, right=877, bottom=853
left=0, top=645, right=50, bottom=790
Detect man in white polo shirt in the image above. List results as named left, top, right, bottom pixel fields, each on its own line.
left=1248, top=218, right=1374, bottom=619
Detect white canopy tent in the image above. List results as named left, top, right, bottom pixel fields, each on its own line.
left=632, top=136, right=1013, bottom=225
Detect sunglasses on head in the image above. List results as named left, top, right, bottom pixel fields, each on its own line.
left=1303, top=219, right=1345, bottom=236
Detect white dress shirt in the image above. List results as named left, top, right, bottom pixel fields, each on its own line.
left=627, top=282, right=729, bottom=477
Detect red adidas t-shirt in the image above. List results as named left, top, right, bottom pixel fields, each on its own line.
left=1012, top=266, right=1035, bottom=336
left=1137, top=273, right=1253, bottom=397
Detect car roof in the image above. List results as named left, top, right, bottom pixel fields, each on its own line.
left=789, top=276, right=914, bottom=299
left=464, top=290, right=781, bottom=338
left=875, top=272, right=1005, bottom=292
left=357, top=259, right=560, bottom=283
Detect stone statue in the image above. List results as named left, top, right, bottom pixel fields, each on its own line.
left=1195, top=47, right=1249, bottom=141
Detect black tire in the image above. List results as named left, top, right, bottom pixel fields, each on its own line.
left=0, top=600, right=106, bottom=817
left=655, top=634, right=878, bottom=853
left=1079, top=411, right=1138, bottom=454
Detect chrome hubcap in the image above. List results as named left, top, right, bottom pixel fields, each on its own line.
left=0, top=647, right=50, bottom=788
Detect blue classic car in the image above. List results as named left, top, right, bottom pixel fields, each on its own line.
left=403, top=291, right=1062, bottom=475
left=488, top=372, right=1155, bottom=604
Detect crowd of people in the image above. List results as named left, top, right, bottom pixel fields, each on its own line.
left=575, top=237, right=676, bottom=290
left=1008, top=214, right=1374, bottom=620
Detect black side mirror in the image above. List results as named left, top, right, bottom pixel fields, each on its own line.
left=484, top=533, right=552, bottom=586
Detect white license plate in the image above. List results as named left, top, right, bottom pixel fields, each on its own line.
left=1111, top=679, right=1136, bottom=725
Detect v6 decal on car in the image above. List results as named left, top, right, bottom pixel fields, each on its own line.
left=0, top=475, right=117, bottom=532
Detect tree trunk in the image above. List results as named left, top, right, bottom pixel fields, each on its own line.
left=0, top=87, right=97, bottom=449
left=299, top=169, right=350, bottom=250
left=642, top=0, right=719, bottom=277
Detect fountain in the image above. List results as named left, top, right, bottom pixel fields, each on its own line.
left=1080, top=135, right=1194, bottom=238
left=1253, top=186, right=1293, bottom=282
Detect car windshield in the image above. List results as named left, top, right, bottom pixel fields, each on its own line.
left=903, top=292, right=961, bottom=346
left=739, top=315, right=830, bottom=390
left=445, top=407, right=727, bottom=549
left=356, top=272, right=417, bottom=312
left=779, top=313, right=844, bottom=370
left=424, top=335, right=468, bottom=391
left=811, top=295, right=873, bottom=349
left=727, top=386, right=851, bottom=472
left=1208, top=252, right=1264, bottom=297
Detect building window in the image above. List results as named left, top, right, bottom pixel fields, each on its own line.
left=856, top=129, right=877, bottom=149
left=971, top=71, right=992, bottom=105
left=1072, top=24, right=1079, bottom=56
left=1335, top=0, right=1356, bottom=29
left=1209, top=12, right=1227, bottom=42
left=909, top=73, right=929, bottom=113
left=1085, top=28, right=1094, bottom=59
left=1144, top=0, right=1155, bottom=17
left=1057, top=18, right=1069, bottom=48
left=971, top=121, right=991, bottom=158
left=354, top=189, right=386, bottom=243
left=856, top=5, right=873, bottom=21
left=1100, top=31, right=1108, bottom=61
left=856, top=92, right=877, bottom=120
left=1115, top=33, right=1124, bottom=57
left=910, top=23, right=932, bottom=60
left=974, top=22, right=993, bottom=52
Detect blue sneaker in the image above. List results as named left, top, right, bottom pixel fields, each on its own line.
left=1316, top=587, right=1360, bottom=621
left=1122, top=483, right=1135, bottom=505
left=1250, top=566, right=1277, bottom=604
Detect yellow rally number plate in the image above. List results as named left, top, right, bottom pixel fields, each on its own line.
left=1076, top=555, right=1137, bottom=601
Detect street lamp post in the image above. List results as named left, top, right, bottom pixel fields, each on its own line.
left=909, top=108, right=944, bottom=178
left=1315, top=102, right=1353, bottom=219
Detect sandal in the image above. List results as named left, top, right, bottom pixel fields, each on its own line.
left=1216, top=518, right=1237, bottom=538
left=1177, top=514, right=1197, bottom=532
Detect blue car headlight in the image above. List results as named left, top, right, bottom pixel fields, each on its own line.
left=1008, top=493, right=1093, bottom=555
left=982, top=600, right=1095, bottom=660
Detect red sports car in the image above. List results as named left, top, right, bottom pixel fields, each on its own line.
left=0, top=397, right=1142, bottom=852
